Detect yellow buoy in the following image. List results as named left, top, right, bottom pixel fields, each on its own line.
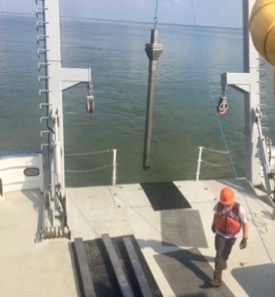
left=249, top=0, right=275, bottom=66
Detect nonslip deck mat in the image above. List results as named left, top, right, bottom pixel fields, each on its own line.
left=154, top=248, right=235, bottom=297
left=140, top=181, right=191, bottom=211
left=76, top=235, right=162, bottom=297
left=161, top=209, right=208, bottom=248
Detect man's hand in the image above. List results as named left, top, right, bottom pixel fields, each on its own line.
left=240, top=238, right=247, bottom=249
left=211, top=224, right=215, bottom=233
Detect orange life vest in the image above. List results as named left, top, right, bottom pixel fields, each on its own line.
left=214, top=202, right=241, bottom=235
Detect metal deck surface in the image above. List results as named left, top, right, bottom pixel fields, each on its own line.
left=0, top=178, right=275, bottom=296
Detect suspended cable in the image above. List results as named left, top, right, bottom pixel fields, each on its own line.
left=154, top=0, right=158, bottom=29
left=65, top=164, right=113, bottom=173
left=65, top=149, right=113, bottom=157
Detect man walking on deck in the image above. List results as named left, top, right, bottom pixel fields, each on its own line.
left=210, top=187, right=248, bottom=287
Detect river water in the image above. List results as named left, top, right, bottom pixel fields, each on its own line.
left=0, top=14, right=274, bottom=187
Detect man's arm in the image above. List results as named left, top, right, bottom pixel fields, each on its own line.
left=242, top=222, right=248, bottom=239
left=211, top=215, right=216, bottom=233
left=240, top=222, right=248, bottom=249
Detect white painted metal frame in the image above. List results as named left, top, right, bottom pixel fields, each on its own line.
left=221, top=0, right=262, bottom=186
left=43, top=0, right=92, bottom=198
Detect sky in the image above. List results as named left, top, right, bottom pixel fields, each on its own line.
left=0, top=0, right=243, bottom=28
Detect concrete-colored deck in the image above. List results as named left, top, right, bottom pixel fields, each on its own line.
left=0, top=179, right=275, bottom=296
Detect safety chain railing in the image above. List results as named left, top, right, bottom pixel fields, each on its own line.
left=196, top=146, right=229, bottom=181
left=65, top=149, right=117, bottom=186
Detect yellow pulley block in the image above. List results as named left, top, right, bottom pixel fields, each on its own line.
left=249, top=0, right=275, bottom=66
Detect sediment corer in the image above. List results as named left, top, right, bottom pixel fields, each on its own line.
left=143, top=28, right=163, bottom=170
left=216, top=96, right=228, bottom=115
left=249, top=0, right=275, bottom=66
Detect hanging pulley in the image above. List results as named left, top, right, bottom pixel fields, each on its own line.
left=86, top=94, right=94, bottom=114
left=216, top=96, right=228, bottom=115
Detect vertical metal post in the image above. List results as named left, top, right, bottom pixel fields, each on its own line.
left=112, top=149, right=117, bottom=186
left=221, top=0, right=261, bottom=186
left=196, top=147, right=203, bottom=182
left=243, top=0, right=262, bottom=186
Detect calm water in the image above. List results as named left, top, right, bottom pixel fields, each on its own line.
left=1, top=14, right=275, bottom=187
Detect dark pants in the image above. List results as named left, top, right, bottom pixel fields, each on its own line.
left=214, top=234, right=237, bottom=279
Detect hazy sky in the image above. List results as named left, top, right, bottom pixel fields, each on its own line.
left=0, top=0, right=243, bottom=28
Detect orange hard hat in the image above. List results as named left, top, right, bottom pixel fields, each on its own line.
left=220, top=187, right=234, bottom=205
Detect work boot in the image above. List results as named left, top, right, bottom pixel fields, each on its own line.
left=222, top=260, right=227, bottom=270
left=210, top=278, right=222, bottom=287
